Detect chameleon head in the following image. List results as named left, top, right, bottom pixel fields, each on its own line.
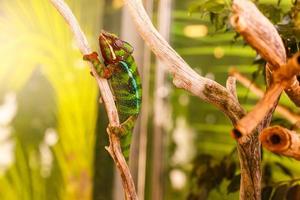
left=99, top=30, right=134, bottom=64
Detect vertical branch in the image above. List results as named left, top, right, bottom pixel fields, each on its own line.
left=137, top=0, right=153, bottom=199
left=49, top=0, right=137, bottom=199
left=117, top=4, right=146, bottom=197
left=226, top=76, right=238, bottom=99
left=152, top=0, right=172, bottom=199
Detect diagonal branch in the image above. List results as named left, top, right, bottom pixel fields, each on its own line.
left=230, top=0, right=286, bottom=69
left=230, top=69, right=300, bottom=125
left=232, top=53, right=300, bottom=142
left=49, top=0, right=137, bottom=199
left=123, top=0, right=245, bottom=123
left=230, top=0, right=285, bottom=142
left=231, top=0, right=300, bottom=107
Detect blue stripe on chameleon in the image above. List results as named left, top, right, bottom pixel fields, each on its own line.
left=119, top=61, right=141, bottom=111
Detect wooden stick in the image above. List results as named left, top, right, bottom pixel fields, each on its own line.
left=260, top=126, right=300, bottom=160
left=231, top=0, right=286, bottom=69
left=232, top=83, right=284, bottom=140
left=49, top=0, right=137, bottom=199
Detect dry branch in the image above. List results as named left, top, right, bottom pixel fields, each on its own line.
left=230, top=0, right=286, bottom=144
left=260, top=126, right=300, bottom=160
left=49, top=0, right=137, bottom=199
left=123, top=0, right=245, bottom=123
left=231, top=0, right=286, bottom=69
left=232, top=83, right=284, bottom=140
left=231, top=0, right=300, bottom=107
left=230, top=69, right=300, bottom=125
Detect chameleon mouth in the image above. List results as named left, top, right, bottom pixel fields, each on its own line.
left=100, top=30, right=111, bottom=37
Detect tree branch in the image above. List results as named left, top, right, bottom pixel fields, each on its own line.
left=230, top=0, right=286, bottom=69
left=232, top=53, right=300, bottom=141
left=122, top=0, right=264, bottom=199
left=122, top=0, right=245, bottom=123
left=260, top=126, right=300, bottom=160
left=49, top=0, right=137, bottom=199
left=231, top=0, right=300, bottom=107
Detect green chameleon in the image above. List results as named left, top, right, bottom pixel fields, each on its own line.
left=83, top=31, right=142, bottom=161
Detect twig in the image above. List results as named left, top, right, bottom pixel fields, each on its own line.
left=49, top=0, right=137, bottom=199
left=230, top=69, right=300, bottom=124
left=260, top=126, right=300, bottom=160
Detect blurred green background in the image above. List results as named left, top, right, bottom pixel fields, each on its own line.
left=0, top=0, right=299, bottom=199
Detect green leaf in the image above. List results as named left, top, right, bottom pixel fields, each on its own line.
left=263, top=163, right=273, bottom=185
left=274, top=162, right=294, bottom=178
left=258, top=4, right=282, bottom=24
left=194, top=154, right=214, bottom=166
left=225, top=161, right=236, bottom=180
left=189, top=0, right=226, bottom=14
left=286, top=185, right=300, bottom=200
left=227, top=174, right=241, bottom=194
left=262, top=186, right=273, bottom=200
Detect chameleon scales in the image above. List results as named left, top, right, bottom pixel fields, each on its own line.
left=83, top=31, right=142, bottom=161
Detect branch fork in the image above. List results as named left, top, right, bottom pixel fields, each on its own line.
left=232, top=50, right=300, bottom=142
left=230, top=0, right=300, bottom=143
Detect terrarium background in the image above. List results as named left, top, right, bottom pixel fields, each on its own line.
left=0, top=0, right=299, bottom=200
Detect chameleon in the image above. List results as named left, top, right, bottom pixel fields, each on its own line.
left=83, top=30, right=142, bottom=161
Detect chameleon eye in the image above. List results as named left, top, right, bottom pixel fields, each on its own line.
left=122, top=41, right=134, bottom=54
left=115, top=40, right=123, bottom=48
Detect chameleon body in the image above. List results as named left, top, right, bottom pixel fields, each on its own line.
left=83, top=31, right=142, bottom=161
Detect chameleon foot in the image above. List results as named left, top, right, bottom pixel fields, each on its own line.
left=108, top=124, right=126, bottom=136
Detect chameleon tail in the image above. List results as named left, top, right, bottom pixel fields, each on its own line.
left=109, top=115, right=137, bottom=161
left=120, top=115, right=137, bottom=161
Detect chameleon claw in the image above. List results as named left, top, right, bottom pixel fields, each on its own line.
left=108, top=124, right=125, bottom=136
left=83, top=52, right=99, bottom=62
left=98, top=97, right=103, bottom=104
